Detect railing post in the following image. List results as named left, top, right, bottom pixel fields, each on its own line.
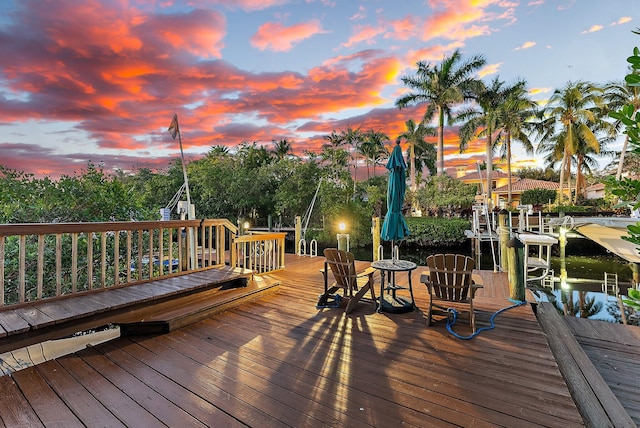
left=295, top=216, right=302, bottom=255
left=506, top=237, right=525, bottom=302
left=372, top=216, right=380, bottom=261
left=230, top=235, right=237, bottom=268
left=498, top=209, right=509, bottom=272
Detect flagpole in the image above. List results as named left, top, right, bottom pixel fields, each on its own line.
left=176, top=124, right=193, bottom=220
left=169, top=114, right=196, bottom=270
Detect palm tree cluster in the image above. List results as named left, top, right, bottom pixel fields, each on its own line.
left=321, top=126, right=390, bottom=181
left=395, top=48, right=637, bottom=208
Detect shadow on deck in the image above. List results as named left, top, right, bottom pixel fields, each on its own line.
left=0, top=253, right=636, bottom=426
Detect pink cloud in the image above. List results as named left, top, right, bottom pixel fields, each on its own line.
left=251, top=20, right=325, bottom=52
left=421, top=0, right=511, bottom=42
left=341, top=25, right=385, bottom=48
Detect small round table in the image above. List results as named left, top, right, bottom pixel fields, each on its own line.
left=371, top=259, right=417, bottom=313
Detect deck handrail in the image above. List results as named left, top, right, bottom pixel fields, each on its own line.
left=0, top=219, right=242, bottom=308
left=231, top=232, right=287, bottom=274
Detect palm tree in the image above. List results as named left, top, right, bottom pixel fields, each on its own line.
left=413, top=139, right=437, bottom=182
left=457, top=77, right=526, bottom=205
left=396, top=49, right=486, bottom=176
left=399, top=119, right=436, bottom=192
left=341, top=126, right=363, bottom=197
left=535, top=81, right=603, bottom=205
left=207, top=145, right=230, bottom=158
left=495, top=83, right=538, bottom=205
left=603, top=68, right=640, bottom=180
left=271, top=139, right=293, bottom=160
left=359, top=130, right=389, bottom=178
left=322, top=130, right=345, bottom=149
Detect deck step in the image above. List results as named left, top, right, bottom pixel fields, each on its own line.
left=0, top=266, right=278, bottom=354
left=117, top=274, right=280, bottom=335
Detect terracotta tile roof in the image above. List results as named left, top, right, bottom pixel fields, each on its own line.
left=456, top=170, right=509, bottom=181
left=493, top=178, right=559, bottom=193
left=585, top=182, right=605, bottom=191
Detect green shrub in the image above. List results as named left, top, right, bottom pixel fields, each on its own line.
left=404, top=217, right=470, bottom=247
left=520, top=188, right=556, bottom=207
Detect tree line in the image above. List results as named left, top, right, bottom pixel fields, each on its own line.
left=2, top=38, right=639, bottom=246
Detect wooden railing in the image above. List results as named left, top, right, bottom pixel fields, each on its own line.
left=231, top=231, right=287, bottom=274
left=0, top=219, right=284, bottom=308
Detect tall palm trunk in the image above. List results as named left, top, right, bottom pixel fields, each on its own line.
left=506, top=131, right=513, bottom=206
left=437, top=106, right=445, bottom=176
left=616, top=135, right=630, bottom=180
left=410, top=141, right=416, bottom=191
left=574, top=155, right=584, bottom=204
left=485, top=128, right=494, bottom=207
left=558, top=151, right=568, bottom=206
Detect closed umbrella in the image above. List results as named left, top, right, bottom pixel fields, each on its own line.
left=381, top=140, right=410, bottom=258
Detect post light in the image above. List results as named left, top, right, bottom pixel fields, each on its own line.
left=337, top=221, right=349, bottom=252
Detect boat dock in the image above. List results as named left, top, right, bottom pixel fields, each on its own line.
left=1, top=253, right=638, bottom=426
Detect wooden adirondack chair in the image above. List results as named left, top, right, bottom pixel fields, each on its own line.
left=320, top=248, right=376, bottom=314
left=423, top=254, right=481, bottom=332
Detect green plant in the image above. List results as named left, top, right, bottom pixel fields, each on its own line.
left=404, top=217, right=470, bottom=247
left=623, top=288, right=640, bottom=311
left=415, top=175, right=477, bottom=217
left=520, top=188, right=556, bottom=208
left=608, top=44, right=640, bottom=248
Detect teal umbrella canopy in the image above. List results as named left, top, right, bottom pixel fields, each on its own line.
left=381, top=141, right=410, bottom=242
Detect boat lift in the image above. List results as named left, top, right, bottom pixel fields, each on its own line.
left=517, top=232, right=558, bottom=284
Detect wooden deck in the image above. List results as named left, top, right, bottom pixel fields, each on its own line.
left=0, top=254, right=589, bottom=427
left=565, top=316, right=640, bottom=426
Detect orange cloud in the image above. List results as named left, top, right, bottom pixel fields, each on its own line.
left=340, top=25, right=385, bottom=48
left=514, top=41, right=536, bottom=50
left=151, top=9, right=227, bottom=58
left=421, top=1, right=495, bottom=42
left=611, top=17, right=632, bottom=25
left=385, top=16, right=417, bottom=41
left=478, top=62, right=502, bottom=78
left=206, top=0, right=289, bottom=12
left=251, top=20, right=325, bottom=52
left=582, top=25, right=603, bottom=34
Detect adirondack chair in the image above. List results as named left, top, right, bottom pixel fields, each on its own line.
left=423, top=254, right=481, bottom=332
left=320, top=248, right=376, bottom=314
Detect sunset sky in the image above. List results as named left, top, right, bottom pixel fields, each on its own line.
left=0, top=0, right=636, bottom=179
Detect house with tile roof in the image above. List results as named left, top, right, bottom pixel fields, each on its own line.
left=585, top=182, right=605, bottom=199
left=492, top=178, right=560, bottom=208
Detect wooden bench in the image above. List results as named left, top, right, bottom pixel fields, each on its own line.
left=0, top=266, right=279, bottom=354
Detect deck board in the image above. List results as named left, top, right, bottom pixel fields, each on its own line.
left=565, top=316, right=640, bottom=426
left=1, top=254, right=588, bottom=427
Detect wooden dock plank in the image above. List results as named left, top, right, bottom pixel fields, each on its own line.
left=35, top=360, right=127, bottom=427
left=74, top=340, right=210, bottom=428
left=2, top=254, right=590, bottom=427
left=537, top=302, right=635, bottom=427
left=92, top=341, right=248, bottom=428
left=11, top=364, right=84, bottom=427
left=0, top=375, right=44, bottom=427
left=56, top=352, right=162, bottom=427
left=564, top=316, right=640, bottom=426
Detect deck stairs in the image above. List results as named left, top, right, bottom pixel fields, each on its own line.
left=0, top=266, right=280, bottom=354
